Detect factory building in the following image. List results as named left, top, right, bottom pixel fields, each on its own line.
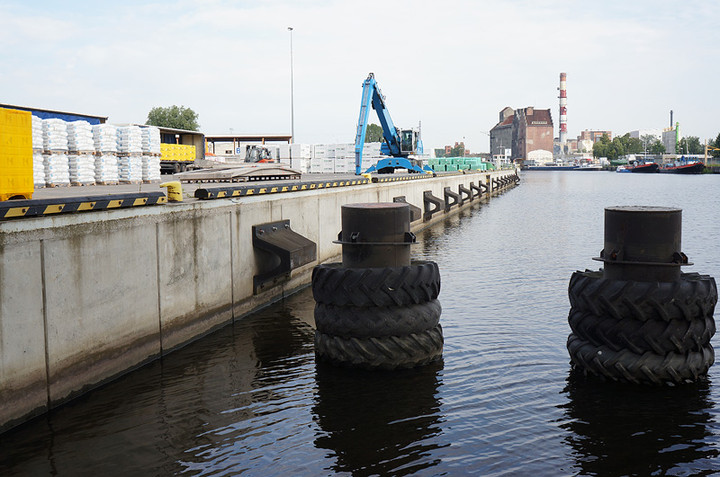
left=489, top=106, right=553, bottom=163
left=489, top=107, right=514, bottom=158
left=629, top=129, right=662, bottom=141
left=662, top=124, right=680, bottom=154
left=578, top=130, right=612, bottom=142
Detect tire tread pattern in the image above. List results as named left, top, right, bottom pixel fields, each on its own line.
left=314, top=325, right=444, bottom=370
left=312, top=261, right=441, bottom=307
left=314, top=300, right=441, bottom=338
left=567, top=333, right=714, bottom=385
left=568, top=270, right=717, bottom=322
left=568, top=308, right=716, bottom=355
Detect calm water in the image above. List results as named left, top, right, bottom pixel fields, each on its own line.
left=2, top=171, right=720, bottom=476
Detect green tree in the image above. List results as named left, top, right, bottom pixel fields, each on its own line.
left=677, top=136, right=703, bottom=154
left=146, top=105, right=200, bottom=131
left=712, top=133, right=720, bottom=158
left=611, top=137, right=625, bottom=159
left=593, top=134, right=611, bottom=158
left=626, top=136, right=643, bottom=154
left=449, top=143, right=465, bottom=157
left=649, top=139, right=665, bottom=155
left=365, top=123, right=383, bottom=143
left=434, top=148, right=446, bottom=158
left=640, top=134, right=657, bottom=154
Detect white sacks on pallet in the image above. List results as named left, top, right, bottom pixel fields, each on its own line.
left=118, top=154, right=143, bottom=182
left=95, top=154, right=119, bottom=183
left=32, top=116, right=43, bottom=149
left=44, top=153, right=70, bottom=186
left=141, top=126, right=161, bottom=154
left=93, top=124, right=118, bottom=153
left=68, top=153, right=95, bottom=185
left=117, top=126, right=143, bottom=153
left=42, top=118, right=68, bottom=151
left=33, top=151, right=45, bottom=187
left=67, top=121, right=95, bottom=152
left=142, top=155, right=161, bottom=181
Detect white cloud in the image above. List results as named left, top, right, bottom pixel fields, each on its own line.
left=1, top=0, right=718, bottom=152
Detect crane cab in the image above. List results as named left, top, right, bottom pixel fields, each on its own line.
left=400, top=129, right=421, bottom=155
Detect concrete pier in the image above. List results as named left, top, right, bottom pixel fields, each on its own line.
left=0, top=169, right=518, bottom=432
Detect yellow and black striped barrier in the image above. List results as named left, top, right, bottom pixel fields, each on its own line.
left=194, top=178, right=371, bottom=200
left=372, top=173, right=435, bottom=183
left=0, top=192, right=167, bottom=221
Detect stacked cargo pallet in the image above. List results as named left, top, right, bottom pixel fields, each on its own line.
left=0, top=107, right=33, bottom=200
left=67, top=121, right=95, bottom=185
left=93, top=124, right=119, bottom=184
left=278, top=143, right=312, bottom=173
left=31, top=115, right=44, bottom=187
left=427, top=157, right=494, bottom=172
left=304, top=142, right=386, bottom=174
left=42, top=118, right=70, bottom=186
left=117, top=126, right=143, bottom=183
left=160, top=143, right=195, bottom=161
left=141, top=126, right=161, bottom=182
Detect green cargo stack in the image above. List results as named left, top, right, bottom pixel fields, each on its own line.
left=428, top=158, right=444, bottom=172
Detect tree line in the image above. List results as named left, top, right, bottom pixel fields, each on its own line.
left=593, top=132, right=720, bottom=160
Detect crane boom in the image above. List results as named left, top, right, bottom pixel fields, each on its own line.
left=353, top=73, right=430, bottom=175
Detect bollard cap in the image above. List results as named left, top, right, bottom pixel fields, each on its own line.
left=336, top=202, right=414, bottom=268
left=593, top=205, right=690, bottom=281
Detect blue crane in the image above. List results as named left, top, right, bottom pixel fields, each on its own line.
left=354, top=73, right=433, bottom=175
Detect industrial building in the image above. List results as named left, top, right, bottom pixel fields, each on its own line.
left=662, top=125, right=680, bottom=154
left=489, top=106, right=554, bottom=163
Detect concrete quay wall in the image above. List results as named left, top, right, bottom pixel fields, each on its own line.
left=0, top=169, right=518, bottom=432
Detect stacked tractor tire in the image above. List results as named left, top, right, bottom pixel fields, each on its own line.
left=312, top=203, right=443, bottom=370
left=567, top=206, right=717, bottom=385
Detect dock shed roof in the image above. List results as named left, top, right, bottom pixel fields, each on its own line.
left=0, top=103, right=108, bottom=124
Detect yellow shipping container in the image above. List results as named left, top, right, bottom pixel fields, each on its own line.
left=161, top=143, right=195, bottom=163
left=0, top=107, right=33, bottom=201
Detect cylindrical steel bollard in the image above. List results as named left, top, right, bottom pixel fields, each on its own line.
left=313, top=202, right=443, bottom=370
left=569, top=205, right=716, bottom=385
left=594, top=206, right=689, bottom=282
left=335, top=202, right=415, bottom=268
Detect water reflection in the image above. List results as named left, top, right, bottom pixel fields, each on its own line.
left=313, top=360, right=446, bottom=476
left=560, top=371, right=719, bottom=476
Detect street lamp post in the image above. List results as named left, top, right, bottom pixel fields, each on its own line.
left=288, top=27, right=295, bottom=144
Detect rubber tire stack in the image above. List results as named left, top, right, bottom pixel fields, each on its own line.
left=312, top=260, right=443, bottom=370
left=567, top=270, right=717, bottom=385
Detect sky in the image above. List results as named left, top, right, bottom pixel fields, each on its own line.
left=1, top=0, right=719, bottom=153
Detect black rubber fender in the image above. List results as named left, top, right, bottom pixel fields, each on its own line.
left=314, top=324, right=444, bottom=370
left=567, top=333, right=714, bottom=385
left=568, top=308, right=715, bottom=355
left=568, top=270, right=717, bottom=322
left=312, top=260, right=441, bottom=307
left=314, top=300, right=442, bottom=338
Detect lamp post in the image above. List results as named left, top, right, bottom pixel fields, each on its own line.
left=288, top=27, right=295, bottom=144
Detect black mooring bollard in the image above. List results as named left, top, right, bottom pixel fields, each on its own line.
left=312, top=202, right=444, bottom=370
left=567, top=206, right=717, bottom=385
left=597, top=206, right=687, bottom=282
left=337, top=202, right=414, bottom=268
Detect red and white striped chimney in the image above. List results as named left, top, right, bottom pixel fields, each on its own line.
left=559, top=72, right=567, bottom=146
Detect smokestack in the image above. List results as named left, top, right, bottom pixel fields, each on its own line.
left=670, top=110, right=673, bottom=128
left=559, top=72, right=567, bottom=146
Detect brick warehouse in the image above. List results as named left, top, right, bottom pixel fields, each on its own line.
left=490, top=107, right=554, bottom=162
